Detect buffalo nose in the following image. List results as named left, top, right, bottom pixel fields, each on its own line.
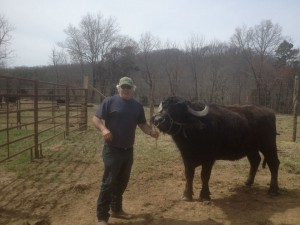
left=152, top=115, right=164, bottom=126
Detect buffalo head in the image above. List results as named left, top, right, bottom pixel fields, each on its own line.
left=151, top=96, right=209, bottom=135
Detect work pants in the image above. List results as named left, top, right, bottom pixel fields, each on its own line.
left=96, top=145, right=133, bottom=221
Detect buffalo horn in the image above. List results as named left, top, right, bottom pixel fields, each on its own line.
left=187, top=105, right=209, bottom=117
left=157, top=102, right=162, bottom=112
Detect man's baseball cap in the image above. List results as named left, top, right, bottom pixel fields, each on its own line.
left=118, top=77, right=136, bottom=88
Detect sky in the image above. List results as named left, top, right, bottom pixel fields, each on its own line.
left=1, top=0, right=300, bottom=68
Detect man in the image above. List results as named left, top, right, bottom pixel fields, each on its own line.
left=92, top=77, right=159, bottom=225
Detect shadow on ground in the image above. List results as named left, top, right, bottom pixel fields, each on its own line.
left=212, top=185, right=300, bottom=224
left=112, top=213, right=222, bottom=225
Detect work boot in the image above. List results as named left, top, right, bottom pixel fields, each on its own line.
left=110, top=210, right=133, bottom=219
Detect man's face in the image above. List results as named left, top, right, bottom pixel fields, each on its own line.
left=118, top=84, right=134, bottom=100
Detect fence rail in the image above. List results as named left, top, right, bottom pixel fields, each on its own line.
left=0, top=75, right=88, bottom=162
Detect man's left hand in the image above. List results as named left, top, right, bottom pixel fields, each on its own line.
left=150, top=130, right=159, bottom=139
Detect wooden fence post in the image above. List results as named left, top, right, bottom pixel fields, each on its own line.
left=292, top=75, right=299, bottom=142
left=34, top=80, right=40, bottom=158
left=65, top=85, right=70, bottom=137
left=79, top=76, right=88, bottom=131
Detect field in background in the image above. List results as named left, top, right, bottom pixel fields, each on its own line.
left=0, top=106, right=299, bottom=225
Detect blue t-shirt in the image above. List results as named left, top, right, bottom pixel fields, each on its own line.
left=95, top=95, right=146, bottom=148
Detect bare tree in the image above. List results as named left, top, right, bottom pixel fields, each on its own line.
left=274, top=40, right=300, bottom=112
left=61, top=12, right=119, bottom=101
left=185, top=35, right=206, bottom=101
left=59, top=25, right=86, bottom=82
left=49, top=47, right=68, bottom=84
left=231, top=20, right=283, bottom=105
left=204, top=41, right=229, bottom=103
left=0, top=14, right=14, bottom=67
left=161, top=41, right=183, bottom=96
left=97, top=35, right=139, bottom=96
left=226, top=47, right=251, bottom=104
left=138, top=32, right=161, bottom=119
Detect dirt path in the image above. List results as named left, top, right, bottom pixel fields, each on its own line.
left=1, top=126, right=300, bottom=225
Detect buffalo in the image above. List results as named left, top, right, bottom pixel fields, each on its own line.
left=0, top=95, right=19, bottom=108
left=152, top=96, right=280, bottom=201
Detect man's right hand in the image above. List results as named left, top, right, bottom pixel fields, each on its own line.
left=102, top=129, right=113, bottom=141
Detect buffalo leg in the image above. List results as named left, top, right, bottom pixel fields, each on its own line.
left=200, top=161, right=214, bottom=201
left=182, top=165, right=195, bottom=201
left=265, top=153, right=280, bottom=194
left=245, top=151, right=261, bottom=186
left=261, top=142, right=280, bottom=194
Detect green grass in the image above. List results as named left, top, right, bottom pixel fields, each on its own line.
left=277, top=141, right=300, bottom=174
left=0, top=126, right=65, bottom=162
left=0, top=99, right=86, bottom=163
left=3, top=151, right=32, bottom=177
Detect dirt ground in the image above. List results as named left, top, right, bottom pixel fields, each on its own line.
left=0, top=113, right=300, bottom=225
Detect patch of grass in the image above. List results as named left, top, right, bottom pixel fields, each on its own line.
left=2, top=151, right=32, bottom=177
left=132, top=128, right=181, bottom=182
left=280, top=152, right=300, bottom=174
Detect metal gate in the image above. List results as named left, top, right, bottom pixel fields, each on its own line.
left=0, top=75, right=88, bottom=162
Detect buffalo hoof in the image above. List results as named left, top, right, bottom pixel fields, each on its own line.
left=200, top=190, right=211, bottom=201
left=268, top=188, right=279, bottom=196
left=245, top=180, right=254, bottom=186
left=199, top=196, right=211, bottom=202
left=181, top=196, right=193, bottom=201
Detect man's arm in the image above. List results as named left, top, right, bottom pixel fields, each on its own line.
left=138, top=123, right=159, bottom=139
left=92, top=115, right=113, bottom=141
